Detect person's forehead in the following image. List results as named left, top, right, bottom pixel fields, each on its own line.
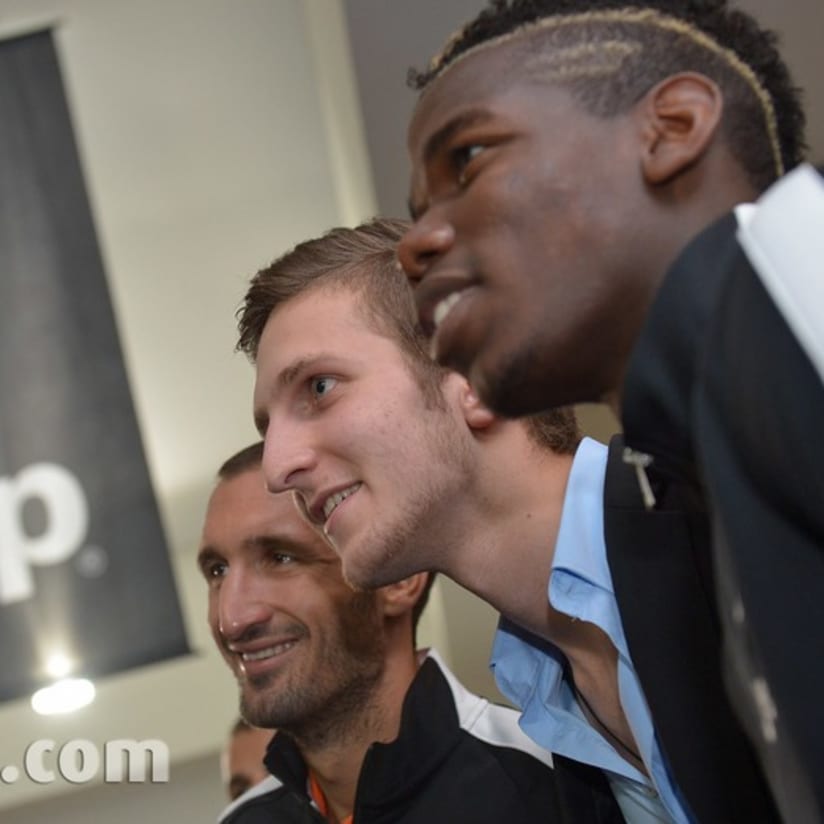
left=208, top=470, right=324, bottom=549
left=209, top=468, right=268, bottom=512
left=261, top=284, right=379, bottom=356
left=409, top=36, right=547, bottom=149
left=253, top=285, right=413, bottom=412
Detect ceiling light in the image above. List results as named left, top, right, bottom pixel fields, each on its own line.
left=31, top=678, right=95, bottom=715
left=45, top=652, right=73, bottom=679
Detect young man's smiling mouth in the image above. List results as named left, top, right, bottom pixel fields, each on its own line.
left=322, top=483, right=361, bottom=520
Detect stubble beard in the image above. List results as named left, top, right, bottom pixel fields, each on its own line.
left=343, top=494, right=438, bottom=590
left=475, top=333, right=540, bottom=418
left=239, top=592, right=387, bottom=749
left=343, top=427, right=474, bottom=590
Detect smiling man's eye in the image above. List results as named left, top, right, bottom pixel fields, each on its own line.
left=453, top=144, right=484, bottom=184
left=206, top=561, right=227, bottom=579
left=271, top=552, right=296, bottom=566
left=310, top=376, right=337, bottom=398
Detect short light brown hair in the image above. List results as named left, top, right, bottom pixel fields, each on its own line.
left=237, top=219, right=580, bottom=451
left=237, top=218, right=445, bottom=398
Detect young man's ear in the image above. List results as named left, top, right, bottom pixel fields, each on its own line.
left=639, top=72, right=723, bottom=185
left=442, top=372, right=496, bottom=431
left=379, top=572, right=431, bottom=618
left=463, top=386, right=496, bottom=430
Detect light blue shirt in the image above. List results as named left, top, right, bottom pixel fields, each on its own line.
left=490, top=437, right=693, bottom=824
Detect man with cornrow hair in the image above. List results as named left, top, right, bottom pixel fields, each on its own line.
left=400, top=1, right=821, bottom=820
left=242, top=218, right=781, bottom=822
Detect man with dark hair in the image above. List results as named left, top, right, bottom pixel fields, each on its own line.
left=200, top=442, right=557, bottom=824
left=399, top=1, right=821, bottom=819
left=240, top=217, right=777, bottom=822
left=221, top=718, right=274, bottom=801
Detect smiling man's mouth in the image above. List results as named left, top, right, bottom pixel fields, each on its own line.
left=414, top=272, right=473, bottom=339
left=322, top=483, right=361, bottom=521
left=429, top=288, right=475, bottom=363
left=434, top=291, right=463, bottom=329
left=241, top=640, right=297, bottom=662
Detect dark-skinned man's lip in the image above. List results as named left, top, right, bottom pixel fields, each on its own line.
left=434, top=292, right=465, bottom=328
left=429, top=286, right=478, bottom=368
left=414, top=274, right=473, bottom=337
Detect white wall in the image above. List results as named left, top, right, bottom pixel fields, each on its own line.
left=0, top=0, right=397, bottom=817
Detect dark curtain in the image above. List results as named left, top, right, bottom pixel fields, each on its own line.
left=0, top=30, right=189, bottom=702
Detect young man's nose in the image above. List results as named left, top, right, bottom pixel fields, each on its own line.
left=261, top=427, right=317, bottom=494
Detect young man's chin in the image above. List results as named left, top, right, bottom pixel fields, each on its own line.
left=341, top=553, right=395, bottom=593
left=341, top=563, right=375, bottom=593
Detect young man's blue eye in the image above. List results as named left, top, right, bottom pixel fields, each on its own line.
left=311, top=377, right=337, bottom=397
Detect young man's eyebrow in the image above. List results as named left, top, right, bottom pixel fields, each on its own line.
left=253, top=354, right=326, bottom=433
left=278, top=353, right=340, bottom=388
left=278, top=357, right=310, bottom=388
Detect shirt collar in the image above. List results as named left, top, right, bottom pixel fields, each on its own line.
left=552, top=437, right=612, bottom=593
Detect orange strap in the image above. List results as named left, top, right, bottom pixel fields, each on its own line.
left=307, top=770, right=353, bottom=824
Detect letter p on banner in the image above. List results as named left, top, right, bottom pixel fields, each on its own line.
left=0, top=463, right=89, bottom=604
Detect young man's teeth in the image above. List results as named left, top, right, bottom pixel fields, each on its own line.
left=323, top=484, right=360, bottom=520
left=242, top=641, right=295, bottom=662
left=434, top=292, right=462, bottom=329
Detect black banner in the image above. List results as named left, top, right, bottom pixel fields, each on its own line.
left=0, top=30, right=189, bottom=701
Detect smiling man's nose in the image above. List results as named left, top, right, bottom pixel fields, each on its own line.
left=261, top=428, right=317, bottom=494
left=217, top=568, right=273, bottom=643
left=398, top=220, right=455, bottom=285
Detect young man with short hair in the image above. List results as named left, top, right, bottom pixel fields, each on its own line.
left=240, top=218, right=777, bottom=822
